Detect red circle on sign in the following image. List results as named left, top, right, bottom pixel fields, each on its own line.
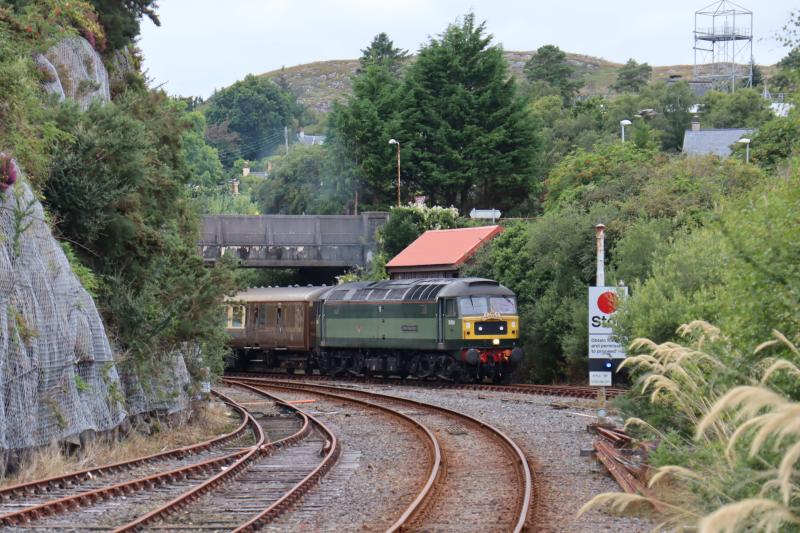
left=597, top=291, right=618, bottom=314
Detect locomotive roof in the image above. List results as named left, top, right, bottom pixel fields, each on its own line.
left=226, top=285, right=332, bottom=303
left=325, top=277, right=514, bottom=303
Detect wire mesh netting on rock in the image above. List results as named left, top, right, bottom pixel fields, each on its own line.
left=42, top=36, right=110, bottom=111
left=0, top=173, right=128, bottom=459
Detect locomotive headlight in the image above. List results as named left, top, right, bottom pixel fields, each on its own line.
left=511, top=321, right=516, bottom=328
left=465, top=322, right=471, bottom=329
left=493, top=338, right=500, bottom=345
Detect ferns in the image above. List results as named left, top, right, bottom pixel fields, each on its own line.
left=581, top=325, right=800, bottom=532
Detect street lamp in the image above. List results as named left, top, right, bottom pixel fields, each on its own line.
left=388, top=138, right=401, bottom=207
left=620, top=119, right=632, bottom=143
left=738, top=138, right=751, bottom=163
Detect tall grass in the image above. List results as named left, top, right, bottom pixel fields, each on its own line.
left=579, top=323, right=800, bottom=532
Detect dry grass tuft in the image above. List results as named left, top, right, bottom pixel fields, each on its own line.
left=1, top=400, right=235, bottom=488
left=579, top=325, right=800, bottom=532
left=577, top=493, right=655, bottom=517
left=697, top=498, right=800, bottom=533
left=647, top=465, right=702, bottom=488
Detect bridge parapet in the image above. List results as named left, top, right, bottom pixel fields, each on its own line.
left=199, top=212, right=388, bottom=268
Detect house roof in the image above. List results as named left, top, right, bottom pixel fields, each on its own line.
left=682, top=128, right=754, bottom=157
left=386, top=225, right=503, bottom=269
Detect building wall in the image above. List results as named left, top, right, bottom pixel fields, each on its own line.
left=389, top=270, right=456, bottom=280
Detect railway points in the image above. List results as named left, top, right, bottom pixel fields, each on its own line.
left=226, top=376, right=535, bottom=533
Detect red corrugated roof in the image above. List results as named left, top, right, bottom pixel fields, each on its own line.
left=386, top=225, right=503, bottom=268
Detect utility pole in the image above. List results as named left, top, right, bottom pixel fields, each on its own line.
left=284, top=126, right=289, bottom=155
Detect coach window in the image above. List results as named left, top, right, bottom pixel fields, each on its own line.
left=228, top=305, right=246, bottom=329
left=255, top=304, right=267, bottom=327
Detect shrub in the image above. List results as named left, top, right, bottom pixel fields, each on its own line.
left=378, top=204, right=461, bottom=259
left=544, top=142, right=657, bottom=211
left=616, top=163, right=799, bottom=359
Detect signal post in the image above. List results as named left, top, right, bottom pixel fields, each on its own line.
left=589, top=224, right=627, bottom=420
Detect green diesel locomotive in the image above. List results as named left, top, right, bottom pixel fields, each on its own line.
left=226, top=278, right=522, bottom=382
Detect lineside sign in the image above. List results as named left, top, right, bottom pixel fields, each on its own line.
left=588, top=286, right=628, bottom=386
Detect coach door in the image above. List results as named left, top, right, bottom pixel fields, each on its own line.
left=282, top=302, right=305, bottom=349
left=258, top=304, right=278, bottom=348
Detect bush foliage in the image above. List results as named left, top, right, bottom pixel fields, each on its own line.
left=1, top=1, right=240, bottom=375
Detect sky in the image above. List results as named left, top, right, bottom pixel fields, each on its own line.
left=138, top=0, right=796, bottom=98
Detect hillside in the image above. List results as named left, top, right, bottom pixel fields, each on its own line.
left=261, top=51, right=776, bottom=117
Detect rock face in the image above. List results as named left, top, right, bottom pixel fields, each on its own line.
left=41, top=36, right=110, bottom=110
left=0, top=168, right=126, bottom=456
left=0, top=38, right=195, bottom=463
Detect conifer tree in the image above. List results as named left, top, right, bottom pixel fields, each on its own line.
left=611, top=59, right=652, bottom=93
left=359, top=32, right=408, bottom=75
left=524, top=44, right=584, bottom=103
left=396, top=14, right=539, bottom=212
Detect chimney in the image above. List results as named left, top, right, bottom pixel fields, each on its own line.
left=267, top=160, right=273, bottom=175
left=231, top=179, right=239, bottom=196
left=691, top=116, right=700, bottom=132
left=242, top=162, right=250, bottom=177
left=299, top=127, right=305, bottom=139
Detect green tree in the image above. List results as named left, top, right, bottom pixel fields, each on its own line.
left=182, top=111, right=224, bottom=187
left=327, top=63, right=401, bottom=207
left=778, top=47, right=800, bottom=71
left=397, top=14, right=540, bottom=212
left=611, top=59, right=652, bottom=93
left=700, top=89, right=773, bottom=128
left=645, top=81, right=697, bottom=152
left=743, top=113, right=800, bottom=169
left=523, top=45, right=584, bottom=103
left=254, top=145, right=348, bottom=214
left=544, top=142, right=657, bottom=210
left=358, top=32, right=408, bottom=75
left=44, top=90, right=239, bottom=368
left=88, top=0, right=160, bottom=51
left=615, top=166, right=796, bottom=359
left=204, top=75, right=298, bottom=165
left=378, top=205, right=461, bottom=258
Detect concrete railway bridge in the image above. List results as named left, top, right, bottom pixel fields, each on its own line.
left=198, top=212, right=389, bottom=269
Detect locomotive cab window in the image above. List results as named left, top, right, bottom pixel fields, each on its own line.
left=227, top=305, right=246, bottom=329
left=489, top=296, right=517, bottom=314
left=458, top=296, right=517, bottom=316
left=458, top=296, right=488, bottom=316
left=444, top=299, right=457, bottom=317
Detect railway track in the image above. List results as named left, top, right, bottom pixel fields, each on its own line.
left=228, top=370, right=628, bottom=399
left=227, top=376, right=535, bottom=533
left=223, top=377, right=442, bottom=532
left=0, top=387, right=339, bottom=532
left=129, top=383, right=340, bottom=532
left=0, top=390, right=256, bottom=527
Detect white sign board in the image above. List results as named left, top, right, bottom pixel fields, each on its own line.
left=589, top=371, right=612, bottom=387
left=588, top=286, right=628, bottom=386
left=469, top=208, right=501, bottom=220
